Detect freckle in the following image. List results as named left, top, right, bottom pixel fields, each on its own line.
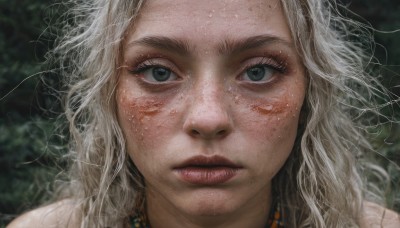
left=268, top=4, right=272, bottom=8
left=248, top=7, right=253, bottom=11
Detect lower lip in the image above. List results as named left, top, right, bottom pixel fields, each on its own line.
left=175, top=167, right=239, bottom=185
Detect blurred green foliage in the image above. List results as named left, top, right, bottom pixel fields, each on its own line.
left=0, top=0, right=399, bottom=226
left=344, top=0, right=400, bottom=212
left=0, top=0, right=65, bottom=226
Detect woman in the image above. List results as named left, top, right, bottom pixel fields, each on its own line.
left=8, top=0, right=400, bottom=227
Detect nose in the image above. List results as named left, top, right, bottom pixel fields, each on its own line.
left=183, top=81, right=232, bottom=140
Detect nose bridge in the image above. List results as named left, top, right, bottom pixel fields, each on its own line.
left=184, top=75, right=232, bottom=139
left=195, top=77, right=223, bottom=110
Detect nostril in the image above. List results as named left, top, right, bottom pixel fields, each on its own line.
left=191, top=129, right=200, bottom=136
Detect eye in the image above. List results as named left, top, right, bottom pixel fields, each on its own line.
left=241, top=64, right=274, bottom=82
left=131, top=64, right=178, bottom=83
left=147, top=66, right=174, bottom=82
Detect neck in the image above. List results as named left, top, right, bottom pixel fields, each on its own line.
left=145, top=188, right=273, bottom=228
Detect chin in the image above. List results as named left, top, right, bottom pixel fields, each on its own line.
left=177, top=189, right=240, bottom=217
left=186, top=203, right=235, bottom=217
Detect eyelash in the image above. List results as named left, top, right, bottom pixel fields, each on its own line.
left=241, top=56, right=287, bottom=75
left=129, top=60, right=173, bottom=75
left=127, top=56, right=288, bottom=81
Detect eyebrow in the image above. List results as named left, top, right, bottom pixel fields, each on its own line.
left=127, top=36, right=191, bottom=55
left=126, top=35, right=293, bottom=56
left=218, top=35, right=293, bottom=55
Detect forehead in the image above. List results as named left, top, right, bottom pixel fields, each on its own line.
left=129, top=0, right=292, bottom=44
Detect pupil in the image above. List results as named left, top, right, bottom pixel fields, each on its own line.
left=247, top=66, right=265, bottom=81
left=152, top=67, right=171, bottom=81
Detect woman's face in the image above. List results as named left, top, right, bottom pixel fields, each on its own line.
left=117, top=0, right=306, bottom=219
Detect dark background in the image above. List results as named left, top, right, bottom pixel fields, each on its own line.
left=1, top=0, right=399, bottom=226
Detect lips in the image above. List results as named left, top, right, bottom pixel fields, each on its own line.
left=173, top=155, right=242, bottom=185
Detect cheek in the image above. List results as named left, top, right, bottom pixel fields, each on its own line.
left=116, top=90, right=171, bottom=158
left=253, top=99, right=301, bottom=137
left=245, top=97, right=303, bottom=178
left=236, top=92, right=303, bottom=143
left=231, top=81, right=305, bottom=175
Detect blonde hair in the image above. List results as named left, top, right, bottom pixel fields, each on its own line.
left=49, top=0, right=393, bottom=227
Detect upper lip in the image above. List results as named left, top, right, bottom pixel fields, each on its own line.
left=174, top=155, right=242, bottom=169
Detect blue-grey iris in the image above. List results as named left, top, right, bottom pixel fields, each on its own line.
left=152, top=67, right=171, bottom=81
left=246, top=66, right=266, bottom=81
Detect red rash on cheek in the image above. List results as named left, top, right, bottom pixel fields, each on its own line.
left=249, top=96, right=302, bottom=118
left=250, top=102, right=286, bottom=115
left=118, top=92, right=166, bottom=139
left=249, top=80, right=306, bottom=118
left=131, top=99, right=163, bottom=119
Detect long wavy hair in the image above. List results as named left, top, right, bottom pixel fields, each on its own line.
left=49, top=0, right=392, bottom=227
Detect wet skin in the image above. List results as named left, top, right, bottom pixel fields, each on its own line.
left=116, top=0, right=306, bottom=227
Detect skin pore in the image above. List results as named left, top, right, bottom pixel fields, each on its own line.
left=116, top=0, right=306, bottom=227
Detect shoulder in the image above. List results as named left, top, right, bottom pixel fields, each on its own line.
left=359, top=201, right=400, bottom=228
left=7, top=199, right=80, bottom=228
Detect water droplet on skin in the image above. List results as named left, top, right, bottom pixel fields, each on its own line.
left=234, top=14, right=238, bottom=18
left=208, top=13, right=213, bottom=18
left=265, top=105, right=273, bottom=111
left=234, top=95, right=240, bottom=104
left=277, top=117, right=281, bottom=121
